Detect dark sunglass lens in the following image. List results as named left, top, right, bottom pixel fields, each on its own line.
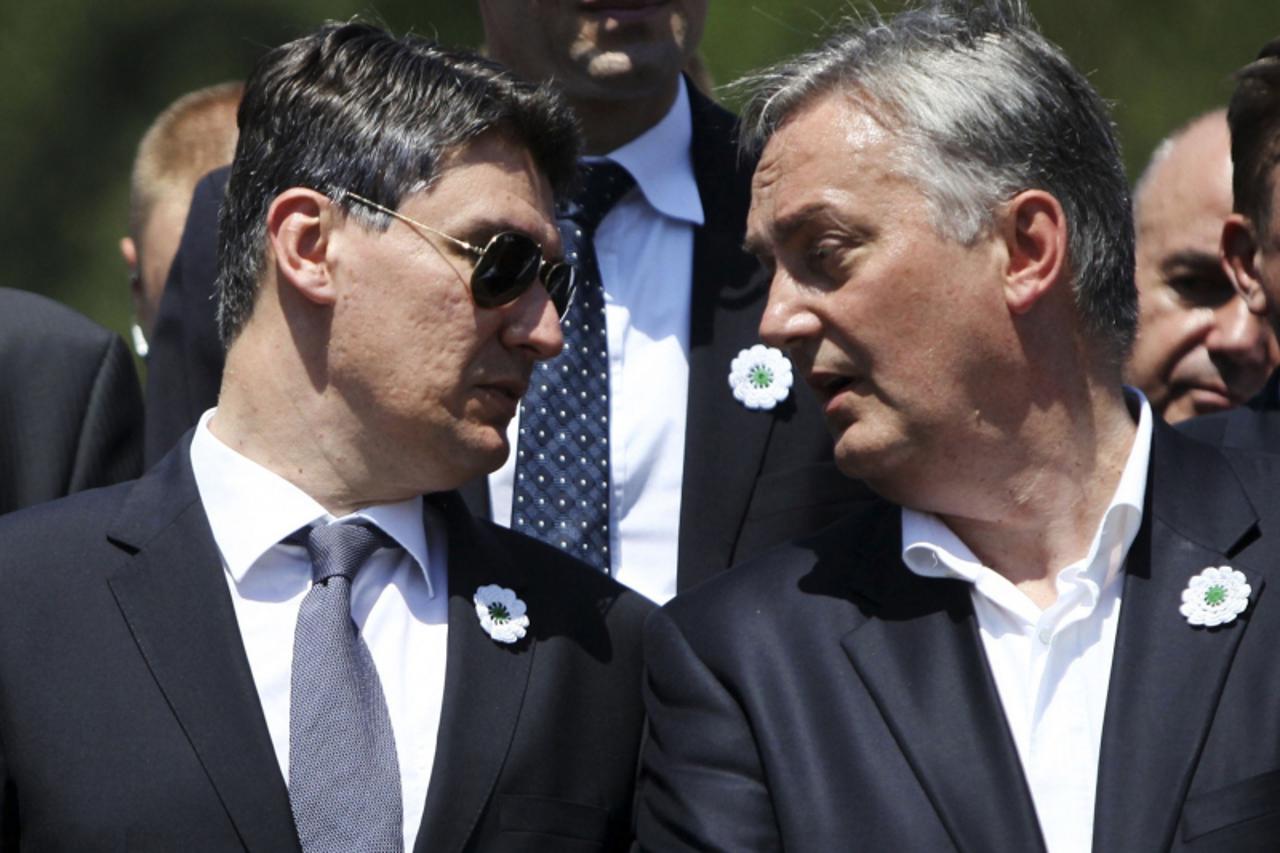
left=472, top=232, right=541, bottom=307
left=543, top=264, right=577, bottom=318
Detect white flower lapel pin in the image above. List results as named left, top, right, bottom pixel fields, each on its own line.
left=729, top=344, right=793, bottom=411
left=1180, top=566, right=1251, bottom=627
left=474, top=584, right=530, bottom=644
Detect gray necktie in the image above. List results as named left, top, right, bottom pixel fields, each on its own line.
left=288, top=522, right=403, bottom=853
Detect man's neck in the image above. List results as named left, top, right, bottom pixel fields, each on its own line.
left=214, top=333, right=419, bottom=518
left=936, top=384, right=1140, bottom=608
left=571, top=76, right=680, bottom=155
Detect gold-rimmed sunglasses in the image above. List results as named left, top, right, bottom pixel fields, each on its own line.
left=341, top=191, right=578, bottom=317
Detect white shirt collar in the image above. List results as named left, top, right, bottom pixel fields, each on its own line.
left=189, top=408, right=434, bottom=596
left=593, top=76, right=704, bottom=227
left=902, top=388, right=1153, bottom=599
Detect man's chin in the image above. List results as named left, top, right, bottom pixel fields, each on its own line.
left=433, top=426, right=511, bottom=486
left=574, top=45, right=683, bottom=95
left=1166, top=388, right=1237, bottom=423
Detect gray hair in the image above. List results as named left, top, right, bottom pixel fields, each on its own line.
left=735, top=1, right=1137, bottom=359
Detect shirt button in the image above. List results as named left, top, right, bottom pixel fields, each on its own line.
left=1037, top=628, right=1052, bottom=645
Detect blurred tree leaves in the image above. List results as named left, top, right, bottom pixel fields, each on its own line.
left=1, top=0, right=1276, bottom=335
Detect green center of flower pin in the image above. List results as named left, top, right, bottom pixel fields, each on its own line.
left=1204, top=585, right=1227, bottom=607
left=749, top=365, right=774, bottom=388
left=488, top=603, right=511, bottom=622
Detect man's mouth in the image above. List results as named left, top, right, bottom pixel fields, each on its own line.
left=474, top=379, right=528, bottom=420
left=579, top=0, right=670, bottom=23
left=807, top=370, right=857, bottom=403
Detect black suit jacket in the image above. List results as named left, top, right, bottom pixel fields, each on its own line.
left=0, top=437, right=652, bottom=852
left=0, top=287, right=142, bottom=514
left=141, top=89, right=871, bottom=593
left=143, top=168, right=227, bottom=464
left=638, top=422, right=1280, bottom=851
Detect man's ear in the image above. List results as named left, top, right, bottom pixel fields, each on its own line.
left=120, top=236, right=140, bottom=295
left=1222, top=214, right=1268, bottom=316
left=266, top=188, right=337, bottom=306
left=998, top=190, right=1068, bottom=316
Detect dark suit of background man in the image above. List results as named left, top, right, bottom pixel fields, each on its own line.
left=0, top=22, right=651, bottom=851
left=145, top=0, right=870, bottom=602
left=638, top=4, right=1280, bottom=851
left=1182, top=38, right=1280, bottom=449
left=0, top=286, right=142, bottom=514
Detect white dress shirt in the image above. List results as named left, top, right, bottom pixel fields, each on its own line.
left=190, top=409, right=448, bottom=851
left=491, top=77, right=705, bottom=604
left=901, top=392, right=1153, bottom=853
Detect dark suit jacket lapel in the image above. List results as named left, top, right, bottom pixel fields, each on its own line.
left=104, top=436, right=300, bottom=852
left=1093, top=423, right=1263, bottom=853
left=677, top=85, right=777, bottom=589
left=838, top=502, right=1047, bottom=853
left=415, top=493, right=535, bottom=853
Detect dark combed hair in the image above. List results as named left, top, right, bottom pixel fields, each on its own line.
left=734, top=0, right=1137, bottom=361
left=215, top=20, right=580, bottom=346
left=1229, top=37, right=1280, bottom=241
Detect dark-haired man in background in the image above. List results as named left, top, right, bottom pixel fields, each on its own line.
left=0, top=22, right=650, bottom=851
left=145, top=1, right=869, bottom=603
left=639, top=5, right=1280, bottom=850
left=1183, top=38, right=1280, bottom=449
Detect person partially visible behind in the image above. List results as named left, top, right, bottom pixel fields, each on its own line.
left=121, top=81, right=241, bottom=356
left=1126, top=110, right=1277, bottom=423
left=0, top=287, right=143, bottom=515
left=0, top=22, right=650, bottom=850
left=1182, top=38, right=1280, bottom=447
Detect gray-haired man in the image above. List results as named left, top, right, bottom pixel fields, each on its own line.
left=638, top=4, right=1280, bottom=850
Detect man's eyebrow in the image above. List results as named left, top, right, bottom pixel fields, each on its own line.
left=742, top=202, right=835, bottom=256
left=446, top=215, right=561, bottom=256
left=1159, top=249, right=1225, bottom=276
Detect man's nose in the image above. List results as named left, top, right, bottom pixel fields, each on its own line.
left=1209, top=296, right=1273, bottom=370
left=759, top=269, right=822, bottom=350
left=505, top=284, right=564, bottom=361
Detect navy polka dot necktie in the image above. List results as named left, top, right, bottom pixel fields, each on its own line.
left=511, top=160, right=635, bottom=573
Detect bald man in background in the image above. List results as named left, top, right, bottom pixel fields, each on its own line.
left=1126, top=110, right=1277, bottom=423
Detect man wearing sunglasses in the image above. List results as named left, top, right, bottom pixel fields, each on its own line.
left=0, top=22, right=651, bottom=851
left=145, top=2, right=872, bottom=604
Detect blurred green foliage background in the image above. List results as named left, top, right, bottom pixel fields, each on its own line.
left=1, top=0, right=1277, bottom=341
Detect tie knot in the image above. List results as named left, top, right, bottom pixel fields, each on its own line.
left=557, top=160, right=635, bottom=235
left=303, top=522, right=389, bottom=585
